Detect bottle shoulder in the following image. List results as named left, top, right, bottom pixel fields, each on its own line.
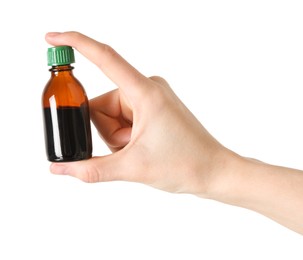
left=42, top=71, right=88, bottom=107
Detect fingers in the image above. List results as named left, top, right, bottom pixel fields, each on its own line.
left=89, top=90, right=132, bottom=151
left=93, top=109, right=132, bottom=151
left=50, top=154, right=124, bottom=183
left=45, top=31, right=147, bottom=95
left=50, top=150, right=144, bottom=184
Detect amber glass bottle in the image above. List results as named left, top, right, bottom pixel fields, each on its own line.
left=42, top=46, right=92, bottom=162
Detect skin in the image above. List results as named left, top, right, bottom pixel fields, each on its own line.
left=45, top=31, right=303, bottom=235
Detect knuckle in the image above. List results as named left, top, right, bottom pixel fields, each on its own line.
left=102, top=44, right=119, bottom=60
left=149, top=75, right=169, bottom=86
left=81, top=164, right=100, bottom=183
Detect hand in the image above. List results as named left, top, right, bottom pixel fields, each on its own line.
left=45, top=31, right=231, bottom=196
left=45, top=32, right=303, bottom=235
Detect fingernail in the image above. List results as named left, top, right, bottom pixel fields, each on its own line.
left=46, top=32, right=62, bottom=38
left=50, top=163, right=68, bottom=174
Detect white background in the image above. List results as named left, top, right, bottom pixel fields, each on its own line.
left=0, top=0, right=302, bottom=259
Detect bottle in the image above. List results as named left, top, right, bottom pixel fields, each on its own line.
left=42, top=46, right=92, bottom=162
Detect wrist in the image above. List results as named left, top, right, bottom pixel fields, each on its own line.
left=197, top=148, right=246, bottom=201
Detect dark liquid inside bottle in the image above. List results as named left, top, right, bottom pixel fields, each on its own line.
left=43, top=105, right=92, bottom=162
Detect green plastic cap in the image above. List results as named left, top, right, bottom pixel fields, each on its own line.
left=47, top=46, right=75, bottom=66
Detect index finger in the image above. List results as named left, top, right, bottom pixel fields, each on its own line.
left=45, top=31, right=147, bottom=94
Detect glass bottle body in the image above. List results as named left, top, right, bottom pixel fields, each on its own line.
left=42, top=65, right=92, bottom=162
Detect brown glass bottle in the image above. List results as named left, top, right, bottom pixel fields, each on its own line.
left=42, top=46, right=92, bottom=162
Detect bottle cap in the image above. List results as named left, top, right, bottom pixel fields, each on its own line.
left=47, top=46, right=75, bottom=66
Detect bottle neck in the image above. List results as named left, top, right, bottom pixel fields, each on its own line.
left=49, top=64, right=74, bottom=73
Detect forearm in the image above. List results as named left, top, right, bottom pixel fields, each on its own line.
left=206, top=152, right=303, bottom=235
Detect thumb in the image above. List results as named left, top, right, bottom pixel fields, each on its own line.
left=50, top=153, right=127, bottom=183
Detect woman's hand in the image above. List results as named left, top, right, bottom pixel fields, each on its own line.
left=45, top=31, right=230, bottom=196
left=45, top=31, right=303, bottom=235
